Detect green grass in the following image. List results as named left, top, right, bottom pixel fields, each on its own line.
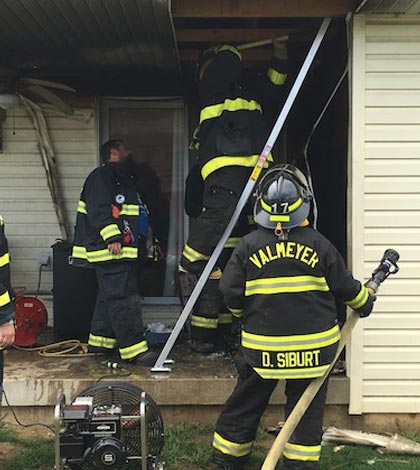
left=0, top=423, right=420, bottom=469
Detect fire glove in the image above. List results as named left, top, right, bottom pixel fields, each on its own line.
left=273, top=38, right=288, bottom=61
left=357, top=293, right=377, bottom=318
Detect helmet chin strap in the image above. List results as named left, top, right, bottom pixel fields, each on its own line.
left=274, top=222, right=288, bottom=241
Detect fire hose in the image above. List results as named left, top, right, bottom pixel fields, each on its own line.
left=261, top=248, right=400, bottom=470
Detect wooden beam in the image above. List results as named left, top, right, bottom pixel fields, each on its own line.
left=175, top=28, right=319, bottom=46
left=179, top=49, right=272, bottom=62
left=176, top=28, right=299, bottom=43
left=172, top=0, right=360, bottom=18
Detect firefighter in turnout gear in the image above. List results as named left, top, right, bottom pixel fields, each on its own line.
left=180, top=40, right=289, bottom=353
left=0, top=215, right=16, bottom=406
left=72, top=139, right=157, bottom=366
left=212, top=165, right=376, bottom=470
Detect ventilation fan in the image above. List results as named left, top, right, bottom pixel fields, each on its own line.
left=54, top=382, right=164, bottom=470
left=0, top=65, right=76, bottom=115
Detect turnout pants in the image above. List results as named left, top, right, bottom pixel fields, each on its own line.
left=182, top=168, right=252, bottom=346
left=88, top=262, right=149, bottom=360
left=212, top=352, right=329, bottom=469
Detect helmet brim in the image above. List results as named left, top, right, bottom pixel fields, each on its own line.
left=254, top=198, right=310, bottom=230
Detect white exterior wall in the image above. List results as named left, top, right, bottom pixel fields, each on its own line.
left=350, top=15, right=420, bottom=413
left=0, top=105, right=97, bottom=319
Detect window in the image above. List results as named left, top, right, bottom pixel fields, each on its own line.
left=101, top=98, right=188, bottom=300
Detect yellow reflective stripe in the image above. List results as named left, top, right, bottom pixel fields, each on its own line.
left=191, top=315, right=218, bottom=329
left=88, top=334, right=117, bottom=349
left=267, top=68, right=287, bottom=86
left=284, top=442, right=321, bottom=462
left=242, top=325, right=340, bottom=351
left=269, top=215, right=290, bottom=222
left=245, top=275, right=329, bottom=296
left=255, top=364, right=330, bottom=379
left=119, top=340, right=148, bottom=360
left=0, top=215, right=3, bottom=225
left=0, top=290, right=11, bottom=307
left=228, top=307, right=243, bottom=317
left=289, top=197, right=303, bottom=211
left=345, top=285, right=369, bottom=310
left=100, top=223, right=121, bottom=242
left=224, top=237, right=241, bottom=249
left=261, top=197, right=302, bottom=214
left=200, top=98, right=262, bottom=124
left=120, top=204, right=139, bottom=216
left=212, top=432, right=253, bottom=458
left=77, top=200, right=87, bottom=214
left=182, top=244, right=210, bottom=263
left=86, top=247, right=138, bottom=263
left=201, top=155, right=270, bottom=180
left=218, top=313, right=233, bottom=324
left=0, top=252, right=10, bottom=267
left=218, top=44, right=242, bottom=60
left=72, top=245, right=87, bottom=259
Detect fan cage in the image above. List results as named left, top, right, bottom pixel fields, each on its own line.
left=67, top=381, right=164, bottom=470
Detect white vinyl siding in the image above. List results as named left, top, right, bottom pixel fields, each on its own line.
left=350, top=16, right=420, bottom=413
left=0, top=106, right=96, bottom=316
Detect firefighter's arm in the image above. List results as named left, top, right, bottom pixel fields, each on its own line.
left=185, top=163, right=204, bottom=218
left=219, top=241, right=247, bottom=318
left=0, top=219, right=15, bottom=347
left=260, top=39, right=289, bottom=107
left=324, top=243, right=376, bottom=317
left=84, top=171, right=124, bottom=246
left=199, top=45, right=242, bottom=102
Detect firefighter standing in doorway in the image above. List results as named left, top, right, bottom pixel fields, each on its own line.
left=72, top=139, right=157, bottom=366
left=181, top=39, right=289, bottom=353
left=0, top=215, right=16, bottom=406
left=212, top=165, right=376, bottom=470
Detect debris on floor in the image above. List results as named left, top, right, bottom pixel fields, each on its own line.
left=322, top=426, right=420, bottom=456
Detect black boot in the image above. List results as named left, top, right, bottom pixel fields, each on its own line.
left=128, top=350, right=159, bottom=366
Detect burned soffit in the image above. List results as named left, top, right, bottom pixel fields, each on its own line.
left=0, top=0, right=180, bottom=86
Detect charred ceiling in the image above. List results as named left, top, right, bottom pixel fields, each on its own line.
left=0, top=0, right=365, bottom=95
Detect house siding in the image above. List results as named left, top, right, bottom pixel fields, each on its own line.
left=0, top=105, right=97, bottom=321
left=350, top=15, right=420, bottom=413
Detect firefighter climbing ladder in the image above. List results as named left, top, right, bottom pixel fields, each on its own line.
left=151, top=18, right=332, bottom=372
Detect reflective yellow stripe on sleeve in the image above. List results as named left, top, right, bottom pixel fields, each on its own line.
left=224, top=237, right=241, bottom=249
left=77, top=200, right=87, bottom=214
left=345, top=285, right=369, bottom=310
left=267, top=68, right=287, bottom=86
left=245, top=275, right=329, bottom=296
left=0, top=290, right=11, bottom=307
left=100, top=224, right=122, bottom=242
left=242, top=325, right=340, bottom=352
left=0, top=252, right=10, bottom=267
left=284, top=442, right=321, bottom=462
left=120, top=204, right=140, bottom=216
left=212, top=432, right=253, bottom=458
